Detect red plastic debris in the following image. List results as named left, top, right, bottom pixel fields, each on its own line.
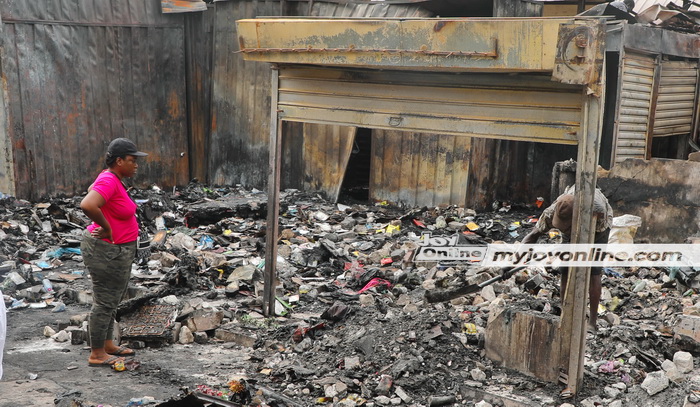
left=412, top=219, right=426, bottom=228
left=357, top=278, right=392, bottom=294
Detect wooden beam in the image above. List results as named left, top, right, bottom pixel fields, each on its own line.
left=263, top=67, right=281, bottom=316
left=559, top=55, right=606, bottom=395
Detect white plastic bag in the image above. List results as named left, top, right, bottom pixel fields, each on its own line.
left=608, top=214, right=642, bottom=244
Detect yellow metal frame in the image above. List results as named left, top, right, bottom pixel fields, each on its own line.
left=237, top=17, right=601, bottom=72
left=240, top=17, right=608, bottom=397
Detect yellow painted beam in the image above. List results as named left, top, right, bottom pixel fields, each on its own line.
left=237, top=18, right=601, bottom=73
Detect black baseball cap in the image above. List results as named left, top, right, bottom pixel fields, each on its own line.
left=106, top=138, right=148, bottom=158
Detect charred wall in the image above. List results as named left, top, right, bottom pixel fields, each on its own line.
left=0, top=0, right=190, bottom=199
left=554, top=158, right=700, bottom=243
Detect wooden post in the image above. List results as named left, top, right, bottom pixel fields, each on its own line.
left=558, top=60, right=606, bottom=396
left=263, top=66, right=281, bottom=317
left=645, top=55, right=662, bottom=160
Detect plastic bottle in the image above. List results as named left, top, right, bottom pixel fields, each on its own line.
left=42, top=279, right=53, bottom=293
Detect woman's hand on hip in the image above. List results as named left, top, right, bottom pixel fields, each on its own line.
left=91, top=226, right=114, bottom=243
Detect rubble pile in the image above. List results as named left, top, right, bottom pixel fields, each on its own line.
left=2, top=183, right=700, bottom=406
left=580, top=1, right=700, bottom=33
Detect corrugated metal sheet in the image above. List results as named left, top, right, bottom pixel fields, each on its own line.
left=613, top=53, right=655, bottom=163
left=633, top=0, right=700, bottom=13
left=653, top=60, right=698, bottom=137
left=277, top=67, right=583, bottom=144
left=311, top=1, right=431, bottom=17
left=0, top=0, right=190, bottom=199
left=370, top=130, right=470, bottom=207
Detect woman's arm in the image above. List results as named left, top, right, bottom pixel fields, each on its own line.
left=80, top=190, right=113, bottom=243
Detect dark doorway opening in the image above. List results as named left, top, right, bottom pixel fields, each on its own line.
left=651, top=134, right=690, bottom=160
left=339, top=128, right=372, bottom=203
left=599, top=51, right=620, bottom=170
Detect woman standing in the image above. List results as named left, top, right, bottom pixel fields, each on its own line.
left=80, top=138, right=147, bottom=367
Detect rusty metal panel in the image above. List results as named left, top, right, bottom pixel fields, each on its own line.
left=302, top=123, right=356, bottom=202
left=369, top=130, right=470, bottom=207
left=121, top=304, right=178, bottom=340
left=613, top=53, right=655, bottom=163
left=653, top=60, right=698, bottom=137
left=623, top=24, right=700, bottom=59
left=162, top=0, right=208, bottom=14
left=0, top=0, right=190, bottom=199
left=277, top=66, right=583, bottom=145
left=237, top=18, right=582, bottom=72
left=552, top=21, right=607, bottom=91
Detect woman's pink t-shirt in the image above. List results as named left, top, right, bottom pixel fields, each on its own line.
left=86, top=171, right=139, bottom=244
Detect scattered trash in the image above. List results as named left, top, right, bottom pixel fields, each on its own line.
left=0, top=182, right=695, bottom=405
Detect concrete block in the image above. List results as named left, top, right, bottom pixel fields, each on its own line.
left=66, top=327, right=85, bottom=345
left=172, top=322, right=182, bottom=343
left=179, top=326, right=194, bottom=344
left=186, top=310, right=224, bottom=332
left=641, top=371, right=669, bottom=396
left=214, top=327, right=258, bottom=347
left=674, top=315, right=700, bottom=351
left=480, top=285, right=496, bottom=302
left=359, top=294, right=375, bottom=306
left=394, top=386, right=412, bottom=403
left=70, top=313, right=89, bottom=326
left=43, top=326, right=56, bottom=337
left=344, top=355, right=360, bottom=369
left=675, top=351, right=695, bottom=373
left=470, top=368, right=487, bottom=382
left=604, top=385, right=621, bottom=399
left=194, top=331, right=209, bottom=344
left=374, top=396, right=391, bottom=406
left=51, top=330, right=70, bottom=342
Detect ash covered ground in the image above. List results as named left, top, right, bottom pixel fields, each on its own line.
left=1, top=183, right=699, bottom=407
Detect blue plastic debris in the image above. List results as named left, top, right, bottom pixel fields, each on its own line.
left=198, top=235, right=215, bottom=250
left=46, top=247, right=81, bottom=259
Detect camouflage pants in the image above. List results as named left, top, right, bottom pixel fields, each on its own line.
left=80, top=231, right=136, bottom=348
